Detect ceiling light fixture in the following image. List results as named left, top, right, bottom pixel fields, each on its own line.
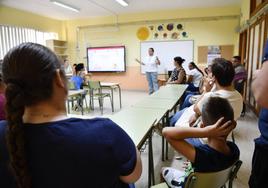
left=115, top=0, right=128, bottom=7
left=50, top=0, right=80, bottom=12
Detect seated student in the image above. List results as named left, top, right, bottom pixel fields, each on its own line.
left=170, top=58, right=243, bottom=128
left=0, top=43, right=142, bottom=188
left=70, top=63, right=86, bottom=90
left=162, top=97, right=240, bottom=188
left=0, top=73, right=6, bottom=120
left=180, top=65, right=213, bottom=110
left=186, top=62, right=204, bottom=92
left=63, top=59, right=73, bottom=75
left=180, top=74, right=213, bottom=110
left=72, top=63, right=77, bottom=75
left=232, top=56, right=247, bottom=116
left=167, top=57, right=186, bottom=84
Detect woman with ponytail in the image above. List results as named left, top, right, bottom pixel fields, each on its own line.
left=0, top=43, right=141, bottom=188
left=187, top=62, right=204, bottom=92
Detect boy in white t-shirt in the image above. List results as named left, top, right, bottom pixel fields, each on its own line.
left=171, top=58, right=243, bottom=128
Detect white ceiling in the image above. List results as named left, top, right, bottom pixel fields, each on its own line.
left=0, top=0, right=241, bottom=20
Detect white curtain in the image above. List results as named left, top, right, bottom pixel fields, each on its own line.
left=0, top=25, right=58, bottom=60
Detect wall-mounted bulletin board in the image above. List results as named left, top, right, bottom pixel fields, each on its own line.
left=197, top=45, right=234, bottom=64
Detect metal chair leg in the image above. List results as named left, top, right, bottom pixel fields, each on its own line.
left=109, top=96, right=113, bottom=113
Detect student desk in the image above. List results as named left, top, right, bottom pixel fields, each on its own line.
left=132, top=85, right=188, bottom=161
left=100, top=82, right=122, bottom=112
left=150, top=84, right=188, bottom=100
left=67, top=90, right=87, bottom=115
left=109, top=107, right=167, bottom=188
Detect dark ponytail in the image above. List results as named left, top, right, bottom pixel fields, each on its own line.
left=2, top=43, right=64, bottom=188
left=189, top=62, right=204, bottom=76
left=5, top=83, right=29, bottom=188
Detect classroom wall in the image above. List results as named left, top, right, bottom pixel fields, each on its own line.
left=65, top=6, right=240, bottom=91
left=0, top=6, right=65, bottom=39
left=0, top=5, right=241, bottom=91
left=240, top=0, right=250, bottom=26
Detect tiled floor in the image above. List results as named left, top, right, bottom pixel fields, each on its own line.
left=70, top=90, right=258, bottom=188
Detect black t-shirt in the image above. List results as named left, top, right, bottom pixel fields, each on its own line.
left=193, top=141, right=240, bottom=172
left=0, top=118, right=137, bottom=188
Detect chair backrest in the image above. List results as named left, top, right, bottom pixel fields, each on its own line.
left=88, top=81, right=101, bottom=90
left=68, top=80, right=76, bottom=90
left=184, top=160, right=242, bottom=188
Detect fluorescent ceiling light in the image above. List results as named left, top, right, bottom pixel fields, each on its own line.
left=115, top=0, right=128, bottom=7
left=50, top=0, right=80, bottom=12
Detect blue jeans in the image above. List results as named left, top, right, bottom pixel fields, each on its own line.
left=187, top=83, right=199, bottom=93
left=180, top=93, right=194, bottom=110
left=146, top=72, right=159, bottom=94
left=170, top=108, right=186, bottom=126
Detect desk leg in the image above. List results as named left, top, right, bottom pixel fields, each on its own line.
left=67, top=100, right=70, bottom=114
left=111, top=87, right=114, bottom=112
left=148, top=129, right=155, bottom=187
left=118, top=85, right=122, bottom=108
left=161, top=117, right=165, bottom=161
left=81, top=94, right=84, bottom=115
left=165, top=112, right=170, bottom=160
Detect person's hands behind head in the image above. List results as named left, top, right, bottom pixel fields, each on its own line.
left=205, top=117, right=236, bottom=140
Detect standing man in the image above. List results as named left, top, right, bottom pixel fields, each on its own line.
left=232, top=56, right=247, bottom=116
left=249, top=40, right=268, bottom=188
left=136, top=48, right=160, bottom=94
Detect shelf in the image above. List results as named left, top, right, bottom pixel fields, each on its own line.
left=46, top=39, right=68, bottom=60
left=54, top=45, right=67, bottom=49
left=56, top=54, right=68, bottom=56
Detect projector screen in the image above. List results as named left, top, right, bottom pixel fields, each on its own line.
left=87, top=46, right=126, bottom=72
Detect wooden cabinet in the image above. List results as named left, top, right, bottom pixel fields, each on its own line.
left=46, top=39, right=68, bottom=60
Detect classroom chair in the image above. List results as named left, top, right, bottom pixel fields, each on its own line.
left=88, top=80, right=112, bottom=115
left=151, top=160, right=242, bottom=188
left=67, top=80, right=88, bottom=115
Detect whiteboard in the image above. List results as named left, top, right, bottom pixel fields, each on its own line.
left=140, top=40, right=194, bottom=74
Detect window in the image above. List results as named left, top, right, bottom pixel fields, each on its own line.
left=0, top=25, right=58, bottom=59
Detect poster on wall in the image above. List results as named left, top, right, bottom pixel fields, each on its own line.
left=207, top=46, right=221, bottom=65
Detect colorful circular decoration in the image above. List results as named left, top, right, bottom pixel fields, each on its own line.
left=136, top=27, right=150, bottom=41
left=158, top=25, right=164, bottom=31
left=177, top=24, right=183, bottom=30
left=149, top=26, right=154, bottom=31
left=154, top=33, right=159, bottom=39
left=163, top=33, right=168, bottom=39
left=182, top=31, right=188, bottom=37
left=171, top=32, right=179, bottom=39
left=167, top=23, right=174, bottom=31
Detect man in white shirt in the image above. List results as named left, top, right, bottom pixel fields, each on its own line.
left=136, top=48, right=160, bottom=94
